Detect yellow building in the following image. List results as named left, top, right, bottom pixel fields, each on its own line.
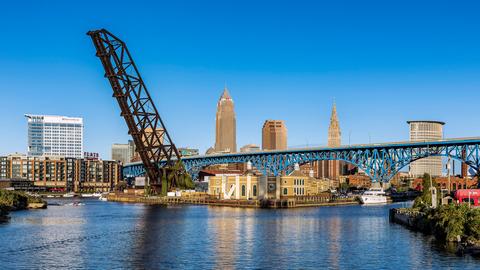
left=207, top=173, right=259, bottom=200
left=280, top=170, right=329, bottom=197
left=207, top=166, right=329, bottom=200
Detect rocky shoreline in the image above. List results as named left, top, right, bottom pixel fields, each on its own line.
left=390, top=207, right=480, bottom=257
left=0, top=190, right=47, bottom=221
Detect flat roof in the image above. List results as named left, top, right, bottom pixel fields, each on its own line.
left=407, top=120, right=445, bottom=125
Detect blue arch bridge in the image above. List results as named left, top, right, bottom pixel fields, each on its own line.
left=123, top=137, right=480, bottom=184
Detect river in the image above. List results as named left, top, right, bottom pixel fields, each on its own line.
left=0, top=199, right=478, bottom=269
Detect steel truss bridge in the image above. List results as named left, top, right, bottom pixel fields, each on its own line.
left=123, top=137, right=480, bottom=183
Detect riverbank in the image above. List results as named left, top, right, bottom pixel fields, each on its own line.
left=0, top=190, right=47, bottom=220
left=390, top=205, right=480, bottom=256
left=107, top=193, right=360, bottom=208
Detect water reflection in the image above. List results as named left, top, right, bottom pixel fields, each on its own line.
left=0, top=201, right=479, bottom=269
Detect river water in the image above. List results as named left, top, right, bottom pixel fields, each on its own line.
left=0, top=199, right=478, bottom=269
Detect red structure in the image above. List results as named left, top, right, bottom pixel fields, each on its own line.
left=454, top=189, right=480, bottom=207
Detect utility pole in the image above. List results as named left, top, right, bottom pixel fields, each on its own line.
left=447, top=157, right=451, bottom=193
left=430, top=174, right=437, bottom=209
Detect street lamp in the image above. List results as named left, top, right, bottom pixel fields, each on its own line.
left=430, top=174, right=437, bottom=209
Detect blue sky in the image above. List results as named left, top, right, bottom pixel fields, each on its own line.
left=0, top=0, right=479, bottom=159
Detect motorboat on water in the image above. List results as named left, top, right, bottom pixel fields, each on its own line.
left=92, top=192, right=102, bottom=197
left=81, top=193, right=94, bottom=198
left=66, top=202, right=85, bottom=206
left=63, top=192, right=76, bottom=198
left=360, top=188, right=387, bottom=205
left=98, top=193, right=108, bottom=201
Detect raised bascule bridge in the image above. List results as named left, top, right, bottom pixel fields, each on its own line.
left=124, top=138, right=480, bottom=184
left=87, top=28, right=480, bottom=192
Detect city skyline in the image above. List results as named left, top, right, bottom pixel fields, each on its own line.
left=1, top=1, right=480, bottom=159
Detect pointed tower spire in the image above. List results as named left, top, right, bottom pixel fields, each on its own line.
left=220, top=85, right=231, bottom=100
left=331, top=99, right=338, bottom=122
left=328, top=100, right=341, bottom=147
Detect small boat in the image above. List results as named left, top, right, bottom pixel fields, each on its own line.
left=92, top=192, right=102, bottom=197
left=81, top=193, right=94, bottom=198
left=98, top=194, right=108, bottom=201
left=63, top=192, right=76, bottom=198
left=360, top=188, right=387, bottom=205
left=66, top=202, right=85, bottom=206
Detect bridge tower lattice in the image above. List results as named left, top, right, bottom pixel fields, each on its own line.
left=87, top=29, right=192, bottom=194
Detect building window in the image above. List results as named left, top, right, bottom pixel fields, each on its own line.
left=283, top=188, right=288, bottom=195
left=253, top=185, right=257, bottom=197
left=242, top=185, right=246, bottom=196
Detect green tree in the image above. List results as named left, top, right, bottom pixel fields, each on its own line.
left=466, top=208, right=480, bottom=243
left=433, top=204, right=469, bottom=242
left=115, top=181, right=128, bottom=192
left=413, top=173, right=440, bottom=209
left=340, top=182, right=349, bottom=192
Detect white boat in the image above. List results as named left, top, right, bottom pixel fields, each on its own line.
left=63, top=192, right=76, bottom=198
left=66, top=202, right=85, bottom=206
left=92, top=192, right=102, bottom=197
left=81, top=193, right=94, bottom=198
left=98, top=194, right=108, bottom=201
left=360, top=188, right=387, bottom=205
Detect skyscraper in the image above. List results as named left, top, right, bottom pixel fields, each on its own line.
left=25, top=114, right=84, bottom=158
left=408, top=120, right=445, bottom=177
left=214, top=87, right=237, bottom=153
left=111, top=140, right=135, bottom=164
left=262, top=120, right=287, bottom=150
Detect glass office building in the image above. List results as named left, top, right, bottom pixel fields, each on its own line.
left=25, top=114, right=84, bottom=158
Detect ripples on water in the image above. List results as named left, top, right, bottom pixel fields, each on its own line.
left=0, top=199, right=478, bottom=269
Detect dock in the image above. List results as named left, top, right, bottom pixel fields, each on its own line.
left=106, top=193, right=360, bottom=208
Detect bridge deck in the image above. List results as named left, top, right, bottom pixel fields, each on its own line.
left=125, top=137, right=480, bottom=166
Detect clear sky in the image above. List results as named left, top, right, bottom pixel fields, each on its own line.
left=1, top=0, right=480, bottom=159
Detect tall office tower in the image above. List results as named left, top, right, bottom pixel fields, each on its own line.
left=25, top=114, right=84, bottom=158
left=408, top=121, right=445, bottom=177
left=111, top=140, right=135, bottom=164
left=214, top=87, right=237, bottom=153
left=262, top=120, right=287, bottom=150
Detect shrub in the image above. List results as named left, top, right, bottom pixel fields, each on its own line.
left=433, top=204, right=469, bottom=242
left=0, top=190, right=45, bottom=210
left=466, top=208, right=480, bottom=242
left=0, top=189, right=28, bottom=210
